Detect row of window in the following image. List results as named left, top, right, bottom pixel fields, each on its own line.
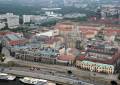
left=76, top=62, right=114, bottom=74
left=88, top=48, right=115, bottom=54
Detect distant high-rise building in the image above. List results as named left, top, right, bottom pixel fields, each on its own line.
left=0, top=13, right=20, bottom=29
left=7, top=15, right=19, bottom=29
left=101, top=5, right=120, bottom=19
left=66, top=25, right=84, bottom=48
left=100, top=5, right=120, bottom=24
left=23, top=15, right=32, bottom=24
left=0, top=22, right=5, bottom=29
left=63, top=0, right=81, bottom=7
left=96, top=8, right=102, bottom=19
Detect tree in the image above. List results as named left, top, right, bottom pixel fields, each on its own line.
left=41, top=20, right=57, bottom=27
left=111, top=81, right=117, bottom=85
left=0, top=43, right=2, bottom=53
left=76, top=40, right=84, bottom=50
left=67, top=70, right=72, bottom=75
left=118, top=73, right=120, bottom=80
left=7, top=61, right=16, bottom=67
left=0, top=53, right=5, bottom=62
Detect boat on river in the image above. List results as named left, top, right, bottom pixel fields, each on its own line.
left=19, top=77, right=48, bottom=85
left=0, top=72, right=16, bottom=81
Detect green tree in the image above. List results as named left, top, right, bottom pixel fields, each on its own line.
left=67, top=70, right=72, bottom=75
left=76, top=40, right=84, bottom=50
left=118, top=73, right=120, bottom=80
left=111, top=81, right=117, bottom=85
left=0, top=53, right=5, bottom=62
left=0, top=43, right=2, bottom=53
left=41, top=20, right=57, bottom=27
left=7, top=61, right=16, bottom=67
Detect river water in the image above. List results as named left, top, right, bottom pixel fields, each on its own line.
left=0, top=77, right=24, bottom=85
left=0, top=77, right=60, bottom=85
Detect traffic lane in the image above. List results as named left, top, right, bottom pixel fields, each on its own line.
left=5, top=67, right=78, bottom=79
left=0, top=67, right=101, bottom=85
left=3, top=69, right=93, bottom=85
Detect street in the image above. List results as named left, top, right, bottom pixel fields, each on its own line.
left=1, top=47, right=119, bottom=85
left=0, top=66, right=94, bottom=85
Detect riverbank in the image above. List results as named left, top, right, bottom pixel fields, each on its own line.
left=2, top=68, right=83, bottom=85
left=0, top=77, right=58, bottom=85
left=0, top=60, right=120, bottom=85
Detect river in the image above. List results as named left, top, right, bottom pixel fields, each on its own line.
left=0, top=77, right=60, bottom=85
left=0, top=77, right=25, bottom=85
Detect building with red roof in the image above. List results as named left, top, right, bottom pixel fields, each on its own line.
left=55, top=22, right=100, bottom=39
left=76, top=42, right=120, bottom=73
left=103, top=29, right=120, bottom=41
left=56, top=54, right=76, bottom=65
left=2, top=32, right=27, bottom=48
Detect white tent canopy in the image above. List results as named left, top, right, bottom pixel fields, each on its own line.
left=36, top=31, right=53, bottom=37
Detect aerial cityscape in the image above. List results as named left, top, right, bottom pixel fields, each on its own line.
left=0, top=0, right=120, bottom=85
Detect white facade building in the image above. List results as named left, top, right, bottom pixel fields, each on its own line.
left=101, top=5, right=120, bottom=19
left=23, top=15, right=32, bottom=23
left=0, top=13, right=14, bottom=19
left=35, top=29, right=59, bottom=37
left=31, top=15, right=47, bottom=23
left=45, top=11, right=62, bottom=17
left=0, top=13, right=20, bottom=29
left=0, top=22, right=5, bottom=29
left=7, top=15, right=20, bottom=29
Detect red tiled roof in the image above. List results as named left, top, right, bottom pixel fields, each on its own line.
left=55, top=23, right=120, bottom=37
left=44, top=37, right=60, bottom=44
left=105, top=29, right=120, bottom=34
left=83, top=31, right=96, bottom=35
left=77, top=50, right=120, bottom=65
left=79, top=26, right=99, bottom=31
left=55, top=23, right=99, bottom=32
left=0, top=32, right=14, bottom=36
left=0, top=31, right=23, bottom=36
left=101, top=29, right=120, bottom=36
left=8, top=39, right=27, bottom=46
left=57, top=55, right=75, bottom=61
left=76, top=56, right=86, bottom=60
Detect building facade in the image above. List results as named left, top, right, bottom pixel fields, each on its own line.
left=101, top=5, right=120, bottom=24
left=76, top=42, right=120, bottom=74
left=23, top=15, right=32, bottom=24
left=7, top=15, right=20, bottom=29
left=76, top=60, right=114, bottom=74
left=2, top=32, right=27, bottom=48
left=0, top=22, right=5, bottom=29
left=0, top=13, right=20, bottom=29
left=15, top=47, right=60, bottom=64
